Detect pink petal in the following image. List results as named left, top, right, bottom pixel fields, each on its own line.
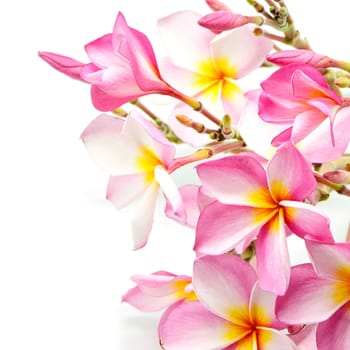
left=193, top=254, right=256, bottom=324
left=84, top=34, right=120, bottom=68
left=267, top=142, right=316, bottom=202
left=306, top=240, right=350, bottom=280
left=165, top=185, right=201, bottom=228
left=288, top=324, right=318, bottom=350
left=257, top=329, right=298, bottom=350
left=316, top=303, right=350, bottom=350
left=282, top=201, right=334, bottom=242
left=205, top=0, right=231, bottom=11
left=38, top=51, right=85, bottom=81
left=106, top=174, right=148, bottom=209
left=159, top=302, right=240, bottom=350
left=122, top=286, right=183, bottom=312
left=276, top=264, right=343, bottom=324
left=114, top=13, right=171, bottom=93
left=256, top=210, right=291, bottom=295
left=211, top=25, right=273, bottom=79
left=249, top=282, right=285, bottom=329
left=196, top=155, right=272, bottom=207
left=158, top=11, right=214, bottom=73
left=131, top=181, right=159, bottom=250
left=298, top=105, right=350, bottom=162
left=194, top=202, right=267, bottom=255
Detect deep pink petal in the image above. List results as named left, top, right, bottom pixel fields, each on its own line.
left=267, top=142, right=316, bottom=202
left=316, top=303, right=350, bottom=350
left=193, top=254, right=256, bottom=324
left=276, top=264, right=343, bottom=324
left=256, top=210, right=291, bottom=295
left=306, top=240, right=350, bottom=280
left=196, top=155, right=272, bottom=207
left=194, top=202, right=267, bottom=255
left=159, top=301, right=241, bottom=350
left=282, top=201, right=334, bottom=242
left=38, top=51, right=85, bottom=81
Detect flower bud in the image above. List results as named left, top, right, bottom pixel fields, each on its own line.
left=205, top=0, right=230, bottom=11
left=323, top=170, right=350, bottom=184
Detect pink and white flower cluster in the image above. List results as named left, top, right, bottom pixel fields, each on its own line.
left=40, top=0, right=350, bottom=349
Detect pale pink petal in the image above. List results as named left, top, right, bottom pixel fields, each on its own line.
left=257, top=329, right=297, bottom=350
left=122, top=286, right=183, bottom=312
left=81, top=114, right=138, bottom=174
left=276, top=264, right=343, bottom=324
left=154, top=166, right=185, bottom=219
left=158, top=11, right=214, bottom=73
left=282, top=201, right=334, bottom=242
left=288, top=324, right=318, bottom=350
left=205, top=0, right=231, bottom=11
left=106, top=174, right=148, bottom=209
left=159, top=302, right=240, bottom=350
left=122, top=110, right=176, bottom=167
left=298, top=105, right=350, bottom=162
left=193, top=254, right=256, bottom=324
left=196, top=155, right=272, bottom=207
left=316, top=303, right=350, bottom=350
left=256, top=210, right=291, bottom=295
left=165, top=185, right=201, bottom=228
left=131, top=181, right=159, bottom=249
left=249, top=283, right=285, bottom=329
left=306, top=240, right=350, bottom=280
left=266, top=142, right=316, bottom=202
left=38, top=51, right=85, bottom=81
left=194, top=202, right=267, bottom=255
left=211, top=25, right=273, bottom=79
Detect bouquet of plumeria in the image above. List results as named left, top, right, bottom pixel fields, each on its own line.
left=39, top=0, right=350, bottom=349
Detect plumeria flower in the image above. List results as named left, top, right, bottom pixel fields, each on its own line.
left=122, top=271, right=196, bottom=312
left=81, top=111, right=184, bottom=249
left=258, top=64, right=350, bottom=159
left=157, top=10, right=272, bottom=145
left=239, top=89, right=350, bottom=163
left=39, top=12, right=179, bottom=111
left=276, top=240, right=350, bottom=350
left=159, top=254, right=297, bottom=350
left=195, top=141, right=334, bottom=295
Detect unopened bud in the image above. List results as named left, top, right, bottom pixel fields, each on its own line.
left=112, top=107, right=128, bottom=117
left=176, top=114, right=205, bottom=133
left=323, top=170, right=350, bottom=184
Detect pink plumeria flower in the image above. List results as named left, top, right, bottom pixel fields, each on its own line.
left=239, top=89, right=350, bottom=163
left=81, top=112, right=184, bottom=249
left=122, top=271, right=196, bottom=312
left=159, top=254, right=297, bottom=349
left=157, top=10, right=272, bottom=145
left=39, top=12, right=177, bottom=111
left=195, top=141, right=334, bottom=295
left=258, top=64, right=350, bottom=159
left=276, top=240, right=350, bottom=350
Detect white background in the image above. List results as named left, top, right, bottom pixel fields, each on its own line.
left=0, top=0, right=349, bottom=349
